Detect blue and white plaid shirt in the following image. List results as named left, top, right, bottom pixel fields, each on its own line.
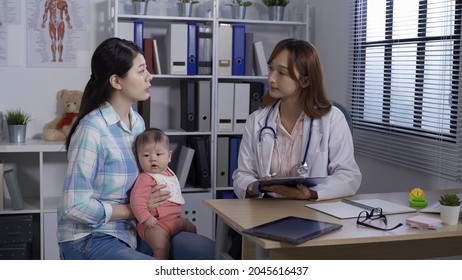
left=57, top=102, right=145, bottom=248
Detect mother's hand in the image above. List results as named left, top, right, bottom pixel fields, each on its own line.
left=147, top=184, right=171, bottom=211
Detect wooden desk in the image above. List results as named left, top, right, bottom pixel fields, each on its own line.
left=204, top=189, right=462, bottom=260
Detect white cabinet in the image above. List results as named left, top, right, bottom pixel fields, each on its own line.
left=0, top=139, right=66, bottom=260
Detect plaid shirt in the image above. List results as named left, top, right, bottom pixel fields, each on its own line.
left=57, top=102, right=145, bottom=248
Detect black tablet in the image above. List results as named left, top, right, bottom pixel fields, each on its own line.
left=242, top=216, right=342, bottom=244
left=255, top=176, right=325, bottom=193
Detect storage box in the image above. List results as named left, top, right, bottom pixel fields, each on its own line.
left=0, top=215, right=33, bottom=244
left=0, top=243, right=31, bottom=260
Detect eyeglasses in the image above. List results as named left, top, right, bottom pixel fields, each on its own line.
left=356, top=208, right=403, bottom=231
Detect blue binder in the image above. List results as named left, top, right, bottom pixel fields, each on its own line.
left=187, top=22, right=198, bottom=75
left=133, top=21, right=144, bottom=50
left=232, top=25, right=246, bottom=76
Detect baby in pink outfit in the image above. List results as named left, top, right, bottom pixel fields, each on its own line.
left=130, top=128, right=196, bottom=259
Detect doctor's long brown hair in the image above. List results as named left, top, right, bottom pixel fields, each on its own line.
left=261, top=38, right=332, bottom=118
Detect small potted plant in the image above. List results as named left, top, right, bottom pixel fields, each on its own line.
left=4, top=109, right=32, bottom=143
left=439, top=193, right=461, bottom=225
left=227, top=0, right=253, bottom=19
left=262, top=0, right=289, bottom=21
left=132, top=0, right=153, bottom=15
left=178, top=0, right=199, bottom=17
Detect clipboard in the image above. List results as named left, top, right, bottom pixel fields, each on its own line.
left=242, top=216, right=342, bottom=244
left=256, top=176, right=325, bottom=193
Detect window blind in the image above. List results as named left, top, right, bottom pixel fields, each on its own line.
left=349, top=0, right=462, bottom=181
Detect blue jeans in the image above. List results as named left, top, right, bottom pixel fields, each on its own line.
left=59, top=232, right=215, bottom=260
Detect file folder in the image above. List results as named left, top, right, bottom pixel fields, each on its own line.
left=187, top=22, right=198, bottom=75
left=217, top=83, right=234, bottom=132
left=245, top=32, right=254, bottom=76
left=117, top=22, right=134, bottom=42
left=133, top=21, right=144, bottom=50
left=247, top=82, right=264, bottom=113
left=233, top=83, right=250, bottom=133
left=143, top=38, right=154, bottom=74
left=176, top=145, right=195, bottom=189
left=0, top=161, right=3, bottom=210
left=253, top=41, right=268, bottom=76
left=216, top=137, right=230, bottom=188
left=197, top=80, right=211, bottom=132
left=188, top=136, right=211, bottom=188
left=180, top=80, right=197, bottom=132
left=198, top=24, right=213, bottom=75
left=137, top=96, right=151, bottom=128
left=232, top=25, right=246, bottom=76
left=167, top=24, right=188, bottom=75
left=228, top=136, right=241, bottom=187
left=218, top=24, right=232, bottom=76
left=153, top=39, right=162, bottom=74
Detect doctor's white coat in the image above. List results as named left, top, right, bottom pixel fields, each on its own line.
left=232, top=102, right=362, bottom=201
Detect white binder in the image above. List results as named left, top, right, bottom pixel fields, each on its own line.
left=217, top=83, right=234, bottom=132
left=176, top=146, right=195, bottom=189
left=233, top=83, right=250, bottom=134
left=197, top=80, right=211, bottom=132
left=253, top=41, right=268, bottom=76
left=167, top=24, right=188, bottom=75
left=218, top=24, right=232, bottom=76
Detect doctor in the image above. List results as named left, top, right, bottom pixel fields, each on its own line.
left=233, top=38, right=361, bottom=201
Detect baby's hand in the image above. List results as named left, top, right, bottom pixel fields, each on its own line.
left=144, top=216, right=158, bottom=229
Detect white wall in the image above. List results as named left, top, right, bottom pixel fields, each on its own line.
left=0, top=0, right=111, bottom=140
left=310, top=0, right=462, bottom=194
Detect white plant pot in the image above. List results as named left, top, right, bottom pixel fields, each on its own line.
left=440, top=204, right=461, bottom=225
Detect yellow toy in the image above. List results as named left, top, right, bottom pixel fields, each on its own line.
left=409, top=187, right=425, bottom=198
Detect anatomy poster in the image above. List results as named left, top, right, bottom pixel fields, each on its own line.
left=26, top=0, right=90, bottom=67
left=0, top=0, right=22, bottom=67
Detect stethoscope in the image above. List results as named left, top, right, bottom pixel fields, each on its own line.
left=258, top=101, right=314, bottom=176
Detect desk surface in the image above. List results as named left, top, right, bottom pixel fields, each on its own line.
left=204, top=189, right=462, bottom=259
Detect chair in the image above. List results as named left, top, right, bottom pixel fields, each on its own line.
left=332, top=101, right=353, bottom=132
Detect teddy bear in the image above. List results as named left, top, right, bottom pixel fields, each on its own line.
left=42, top=89, right=83, bottom=141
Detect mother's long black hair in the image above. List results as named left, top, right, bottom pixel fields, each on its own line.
left=65, top=37, right=143, bottom=150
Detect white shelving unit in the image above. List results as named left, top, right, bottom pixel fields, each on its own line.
left=0, top=139, right=66, bottom=260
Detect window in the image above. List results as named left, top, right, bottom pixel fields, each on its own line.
left=350, top=0, right=462, bottom=181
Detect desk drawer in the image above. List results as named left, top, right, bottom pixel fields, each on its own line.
left=0, top=215, right=33, bottom=244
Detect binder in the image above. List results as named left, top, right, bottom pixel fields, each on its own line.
left=247, top=82, right=264, bottom=113
left=187, top=22, right=198, bottom=75
left=233, top=83, right=250, bottom=133
left=176, top=146, right=195, bottom=189
left=253, top=41, right=268, bottom=76
left=245, top=32, right=254, bottom=76
left=133, top=21, right=144, bottom=50
left=0, top=161, right=3, bottom=210
left=228, top=136, right=241, bottom=187
left=216, top=137, right=229, bottom=188
left=143, top=38, right=154, bottom=74
left=167, top=23, right=188, bottom=75
left=153, top=39, right=162, bottom=74
left=217, top=83, right=234, bottom=132
left=197, top=80, right=211, bottom=132
left=137, top=96, right=151, bottom=128
left=197, top=24, right=213, bottom=75
left=180, top=80, right=197, bottom=132
left=188, top=136, right=211, bottom=188
left=218, top=24, right=233, bottom=76
left=232, top=25, right=246, bottom=76
left=3, top=166, right=24, bottom=210
left=117, top=22, right=134, bottom=42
